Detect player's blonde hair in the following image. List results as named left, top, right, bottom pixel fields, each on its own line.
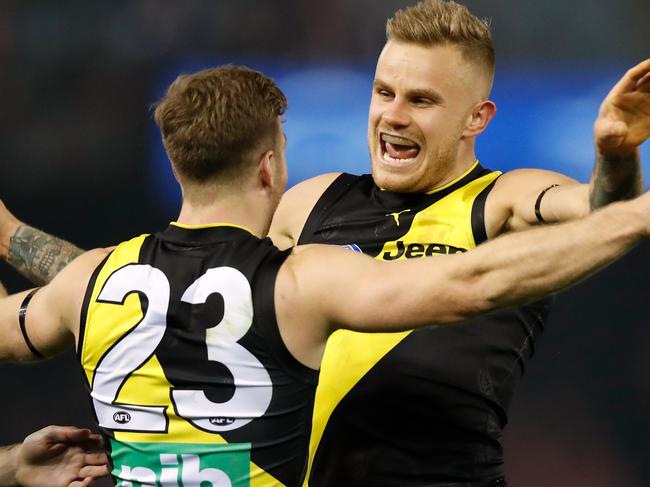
left=387, top=0, right=495, bottom=77
left=154, top=65, right=287, bottom=185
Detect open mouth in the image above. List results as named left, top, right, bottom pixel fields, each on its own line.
left=380, top=133, right=420, bottom=163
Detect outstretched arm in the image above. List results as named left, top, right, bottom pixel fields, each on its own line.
left=590, top=58, right=650, bottom=208
left=0, top=201, right=84, bottom=286
left=0, top=426, right=108, bottom=487
left=277, top=192, right=649, bottom=367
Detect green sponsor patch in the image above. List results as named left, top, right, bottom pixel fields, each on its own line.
left=110, top=439, right=251, bottom=486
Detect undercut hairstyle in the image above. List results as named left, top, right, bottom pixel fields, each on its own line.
left=154, top=66, right=287, bottom=184
left=387, top=0, right=495, bottom=77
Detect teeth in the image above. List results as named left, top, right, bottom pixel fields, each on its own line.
left=384, top=152, right=416, bottom=163
left=381, top=133, right=417, bottom=147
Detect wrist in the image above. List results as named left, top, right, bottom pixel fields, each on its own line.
left=595, top=145, right=640, bottom=160
left=0, top=444, right=21, bottom=487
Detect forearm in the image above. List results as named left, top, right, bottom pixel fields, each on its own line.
left=0, top=445, right=20, bottom=487
left=458, top=199, right=643, bottom=311
left=589, top=149, right=643, bottom=209
left=4, top=225, right=84, bottom=286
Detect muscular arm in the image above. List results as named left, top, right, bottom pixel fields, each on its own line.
left=0, top=249, right=108, bottom=362
left=278, top=194, right=649, bottom=367
left=0, top=426, right=108, bottom=487
left=6, top=226, right=84, bottom=287
left=0, top=201, right=83, bottom=286
left=487, top=60, right=650, bottom=235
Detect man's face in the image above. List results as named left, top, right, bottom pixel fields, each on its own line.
left=368, top=40, right=485, bottom=192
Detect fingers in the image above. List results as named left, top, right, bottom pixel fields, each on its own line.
left=612, top=59, right=650, bottom=94
left=84, top=452, right=109, bottom=466
left=78, top=433, right=104, bottom=451
left=79, top=464, right=110, bottom=478
left=40, top=425, right=93, bottom=444
left=636, top=71, right=650, bottom=92
left=68, top=478, right=93, bottom=487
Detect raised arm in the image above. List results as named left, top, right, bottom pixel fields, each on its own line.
left=277, top=192, right=649, bottom=367
left=0, top=426, right=108, bottom=487
left=486, top=60, right=650, bottom=235
left=590, top=58, right=650, bottom=208
left=0, top=200, right=84, bottom=286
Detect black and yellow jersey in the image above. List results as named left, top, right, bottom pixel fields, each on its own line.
left=78, top=223, right=318, bottom=487
left=299, top=162, right=550, bottom=485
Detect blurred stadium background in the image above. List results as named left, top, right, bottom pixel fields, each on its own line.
left=0, top=1, right=649, bottom=485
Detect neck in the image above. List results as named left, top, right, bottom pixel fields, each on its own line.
left=427, top=142, right=478, bottom=191
left=176, top=191, right=273, bottom=239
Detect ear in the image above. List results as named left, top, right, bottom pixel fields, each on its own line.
left=462, top=100, right=497, bottom=138
left=257, top=149, right=275, bottom=190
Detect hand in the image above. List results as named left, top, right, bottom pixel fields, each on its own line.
left=15, top=426, right=109, bottom=487
left=594, top=59, right=650, bottom=156
left=0, top=200, right=21, bottom=261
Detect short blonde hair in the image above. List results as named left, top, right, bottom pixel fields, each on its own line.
left=154, top=66, right=287, bottom=184
left=387, top=0, right=495, bottom=76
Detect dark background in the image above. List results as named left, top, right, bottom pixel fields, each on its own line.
left=0, top=1, right=649, bottom=485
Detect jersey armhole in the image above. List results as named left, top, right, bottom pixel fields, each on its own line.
left=297, top=173, right=359, bottom=246
left=470, top=176, right=501, bottom=246
left=254, top=248, right=319, bottom=385
left=76, top=251, right=113, bottom=369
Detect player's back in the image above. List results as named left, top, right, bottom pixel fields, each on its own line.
left=78, top=223, right=318, bottom=487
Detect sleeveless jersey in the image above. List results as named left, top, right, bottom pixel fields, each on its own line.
left=78, top=223, right=318, bottom=487
left=299, top=162, right=550, bottom=485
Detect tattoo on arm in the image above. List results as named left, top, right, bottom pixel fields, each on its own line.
left=7, top=226, right=84, bottom=286
left=590, top=152, right=643, bottom=210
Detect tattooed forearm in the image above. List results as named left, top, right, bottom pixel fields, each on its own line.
left=7, top=225, right=84, bottom=286
left=589, top=151, right=643, bottom=210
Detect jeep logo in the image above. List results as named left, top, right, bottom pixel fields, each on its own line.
left=113, top=411, right=131, bottom=424
left=209, top=417, right=235, bottom=426
left=383, top=240, right=467, bottom=260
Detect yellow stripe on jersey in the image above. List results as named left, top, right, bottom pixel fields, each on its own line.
left=303, top=168, right=501, bottom=486
left=80, top=234, right=149, bottom=387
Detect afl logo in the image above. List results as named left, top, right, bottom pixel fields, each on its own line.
left=209, top=417, right=235, bottom=426
left=113, top=411, right=131, bottom=424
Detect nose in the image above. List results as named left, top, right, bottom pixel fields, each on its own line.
left=381, top=97, right=410, bottom=128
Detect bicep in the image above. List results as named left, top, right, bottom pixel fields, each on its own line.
left=488, top=169, right=588, bottom=235
left=0, top=289, right=71, bottom=362
left=0, top=248, right=109, bottom=362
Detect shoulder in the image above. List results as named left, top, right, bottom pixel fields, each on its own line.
left=269, top=173, right=342, bottom=250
